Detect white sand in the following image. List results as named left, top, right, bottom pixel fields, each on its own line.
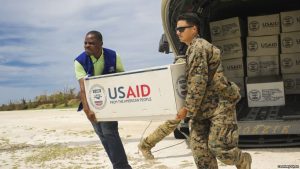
left=0, top=109, right=299, bottom=169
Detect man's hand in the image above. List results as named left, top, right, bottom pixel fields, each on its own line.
left=85, top=110, right=97, bottom=123
left=176, top=107, right=188, bottom=120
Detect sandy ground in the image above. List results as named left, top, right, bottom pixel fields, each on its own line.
left=0, top=109, right=299, bottom=169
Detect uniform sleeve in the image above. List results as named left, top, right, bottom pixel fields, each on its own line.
left=116, top=53, right=125, bottom=72
left=184, top=46, right=208, bottom=114
left=74, top=60, right=87, bottom=80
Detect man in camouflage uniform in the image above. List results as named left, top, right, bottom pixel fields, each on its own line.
left=138, top=57, right=186, bottom=160
left=175, top=13, right=252, bottom=169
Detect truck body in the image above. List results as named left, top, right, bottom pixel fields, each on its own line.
left=160, top=0, right=300, bottom=147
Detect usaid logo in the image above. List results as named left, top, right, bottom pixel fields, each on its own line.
left=282, top=37, right=293, bottom=48
left=248, top=41, right=258, bottom=52
left=248, top=61, right=259, bottom=72
left=261, top=42, right=277, bottom=48
left=284, top=79, right=295, bottom=89
left=249, top=21, right=260, bottom=31
left=227, top=64, right=242, bottom=71
left=211, top=26, right=222, bottom=36
left=262, top=21, right=279, bottom=28
left=283, top=16, right=294, bottom=27
left=176, top=75, right=187, bottom=99
left=89, top=84, right=107, bottom=110
left=281, top=58, right=293, bottom=69
left=108, top=84, right=151, bottom=99
left=248, top=90, right=261, bottom=101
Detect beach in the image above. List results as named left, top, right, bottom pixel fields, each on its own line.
left=0, top=109, right=299, bottom=169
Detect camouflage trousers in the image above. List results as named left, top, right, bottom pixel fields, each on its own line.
left=190, top=101, right=242, bottom=169
left=141, top=119, right=181, bottom=149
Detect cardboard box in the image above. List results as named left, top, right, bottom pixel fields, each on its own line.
left=282, top=73, right=300, bottom=94
left=222, top=58, right=244, bottom=77
left=209, top=17, right=243, bottom=41
left=247, top=35, right=279, bottom=56
left=246, top=76, right=285, bottom=107
left=281, top=31, right=300, bottom=53
left=212, top=38, right=244, bottom=60
left=84, top=63, right=186, bottom=121
left=281, top=10, right=300, bottom=33
left=280, top=53, right=300, bottom=74
left=248, top=14, right=280, bottom=36
left=227, top=76, right=245, bottom=97
left=247, top=55, right=279, bottom=77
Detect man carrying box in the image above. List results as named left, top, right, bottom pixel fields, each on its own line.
left=174, top=13, right=252, bottom=169
left=74, top=30, right=131, bottom=169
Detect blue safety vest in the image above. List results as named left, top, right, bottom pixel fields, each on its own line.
left=75, top=48, right=117, bottom=111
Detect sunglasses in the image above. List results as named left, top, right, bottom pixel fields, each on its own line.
left=175, top=25, right=193, bottom=33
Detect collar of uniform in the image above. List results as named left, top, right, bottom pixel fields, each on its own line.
left=187, top=36, right=200, bottom=52
left=90, top=49, right=104, bottom=63
left=190, top=35, right=200, bottom=45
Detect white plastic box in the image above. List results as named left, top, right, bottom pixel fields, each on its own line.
left=84, top=63, right=186, bottom=121
left=246, top=76, right=285, bottom=107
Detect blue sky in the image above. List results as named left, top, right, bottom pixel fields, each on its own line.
left=0, top=0, right=174, bottom=104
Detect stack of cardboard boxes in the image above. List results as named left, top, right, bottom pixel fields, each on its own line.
left=207, top=11, right=300, bottom=107
left=245, top=14, right=285, bottom=107
left=280, top=10, right=300, bottom=95
left=246, top=14, right=280, bottom=77
left=208, top=11, right=298, bottom=107
left=209, top=17, right=246, bottom=97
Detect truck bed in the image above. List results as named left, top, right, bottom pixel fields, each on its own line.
left=237, top=95, right=300, bottom=147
